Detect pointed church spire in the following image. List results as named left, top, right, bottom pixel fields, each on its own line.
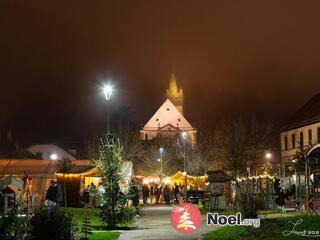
left=166, top=74, right=184, bottom=114
left=166, top=74, right=179, bottom=98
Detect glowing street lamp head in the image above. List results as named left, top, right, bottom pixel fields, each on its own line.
left=159, top=147, right=164, bottom=154
left=182, top=131, right=187, bottom=140
left=103, top=84, right=113, bottom=100
left=266, top=153, right=272, bottom=159
left=50, top=153, right=58, bottom=160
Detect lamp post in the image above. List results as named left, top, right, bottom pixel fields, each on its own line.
left=103, top=84, right=113, bottom=135
left=159, top=148, right=164, bottom=186
left=292, top=159, right=299, bottom=208
left=246, top=167, right=251, bottom=177
left=182, top=131, right=187, bottom=201
left=305, top=153, right=309, bottom=200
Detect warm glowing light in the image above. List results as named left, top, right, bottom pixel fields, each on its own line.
left=157, top=158, right=161, bottom=162
left=237, top=174, right=275, bottom=181
left=164, top=177, right=171, bottom=184
left=103, top=84, right=113, bottom=100
left=55, top=173, right=81, bottom=178
left=265, top=153, right=272, bottom=159
left=182, top=131, right=187, bottom=140
left=182, top=171, right=187, bottom=176
left=50, top=153, right=58, bottom=160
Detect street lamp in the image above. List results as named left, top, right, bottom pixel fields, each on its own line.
left=49, top=153, right=58, bottom=160
left=265, top=152, right=272, bottom=175
left=292, top=159, right=299, bottom=206
left=182, top=131, right=188, bottom=201
left=103, top=84, right=113, bottom=100
left=159, top=148, right=164, bottom=186
left=102, top=84, right=113, bottom=134
left=265, top=153, right=272, bottom=160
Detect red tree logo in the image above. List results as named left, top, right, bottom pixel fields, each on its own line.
left=170, top=203, right=201, bottom=234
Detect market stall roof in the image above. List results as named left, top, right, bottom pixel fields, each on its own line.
left=56, top=166, right=96, bottom=175
left=0, top=159, right=93, bottom=177
left=171, top=171, right=204, bottom=179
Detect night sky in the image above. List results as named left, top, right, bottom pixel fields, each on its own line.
left=1, top=1, right=320, bottom=144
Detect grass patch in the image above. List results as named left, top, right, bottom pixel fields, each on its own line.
left=64, top=207, right=105, bottom=230
left=257, top=210, right=278, bottom=214
left=89, top=232, right=120, bottom=240
left=64, top=208, right=121, bottom=239
left=205, top=226, right=250, bottom=240
left=196, top=204, right=236, bottom=215
left=205, top=215, right=320, bottom=240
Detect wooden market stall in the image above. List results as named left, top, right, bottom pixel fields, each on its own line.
left=207, top=170, right=234, bottom=210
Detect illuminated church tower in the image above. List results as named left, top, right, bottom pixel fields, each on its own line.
left=166, top=74, right=184, bottom=115
left=140, top=74, right=197, bottom=145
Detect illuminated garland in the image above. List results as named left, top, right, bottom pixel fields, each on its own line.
left=236, top=174, right=275, bottom=182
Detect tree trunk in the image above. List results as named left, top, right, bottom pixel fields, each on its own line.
left=63, top=173, right=67, bottom=207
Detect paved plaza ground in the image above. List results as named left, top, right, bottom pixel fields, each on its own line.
left=119, top=206, right=218, bottom=240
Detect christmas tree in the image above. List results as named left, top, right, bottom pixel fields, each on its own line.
left=93, top=136, right=126, bottom=229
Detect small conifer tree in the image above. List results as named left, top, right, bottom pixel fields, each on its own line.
left=94, top=136, right=126, bottom=229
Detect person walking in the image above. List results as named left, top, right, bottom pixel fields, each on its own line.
left=46, top=180, right=58, bottom=210
left=154, top=185, right=161, bottom=204
left=159, top=185, right=164, bottom=203
left=150, top=185, right=155, bottom=204
left=163, top=185, right=171, bottom=204
left=170, top=186, right=175, bottom=202
left=128, top=180, right=140, bottom=216
left=173, top=183, right=180, bottom=203
left=142, top=184, right=150, bottom=204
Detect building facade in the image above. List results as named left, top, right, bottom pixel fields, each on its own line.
left=281, top=93, right=320, bottom=194
left=281, top=94, right=320, bottom=162
left=140, top=75, right=197, bottom=145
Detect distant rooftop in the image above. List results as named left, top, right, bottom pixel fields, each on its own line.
left=282, top=93, right=320, bottom=131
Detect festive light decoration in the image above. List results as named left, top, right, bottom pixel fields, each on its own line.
left=236, top=174, right=275, bottom=181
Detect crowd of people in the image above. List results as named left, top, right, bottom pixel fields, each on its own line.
left=127, top=181, right=187, bottom=217
left=130, top=181, right=186, bottom=205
